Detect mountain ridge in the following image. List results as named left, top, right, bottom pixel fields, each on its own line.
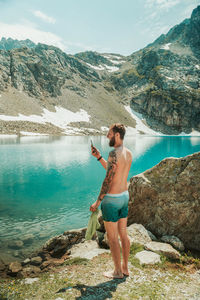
left=0, top=5, right=199, bottom=135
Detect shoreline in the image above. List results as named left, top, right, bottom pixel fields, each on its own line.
left=0, top=131, right=200, bottom=138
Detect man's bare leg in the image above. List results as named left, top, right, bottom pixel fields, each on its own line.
left=118, top=217, right=130, bottom=276
left=103, top=221, right=123, bottom=278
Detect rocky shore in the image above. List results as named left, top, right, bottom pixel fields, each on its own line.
left=0, top=222, right=199, bottom=299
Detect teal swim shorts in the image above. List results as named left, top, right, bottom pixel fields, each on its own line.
left=101, top=190, right=129, bottom=222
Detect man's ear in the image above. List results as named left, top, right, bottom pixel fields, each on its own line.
left=116, top=132, right=120, bottom=139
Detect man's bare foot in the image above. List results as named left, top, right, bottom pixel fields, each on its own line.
left=122, top=266, right=129, bottom=276
left=103, top=271, right=124, bottom=279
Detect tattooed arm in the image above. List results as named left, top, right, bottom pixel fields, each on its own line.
left=90, top=150, right=117, bottom=212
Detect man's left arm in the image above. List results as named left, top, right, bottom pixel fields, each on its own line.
left=90, top=150, right=117, bottom=211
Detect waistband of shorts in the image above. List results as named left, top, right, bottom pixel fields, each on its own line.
left=105, top=190, right=129, bottom=198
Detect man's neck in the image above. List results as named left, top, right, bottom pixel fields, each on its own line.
left=114, top=141, right=123, bottom=149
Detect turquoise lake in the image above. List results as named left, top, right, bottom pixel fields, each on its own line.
left=0, top=135, right=200, bottom=263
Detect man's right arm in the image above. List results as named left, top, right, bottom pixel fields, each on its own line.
left=97, top=156, right=107, bottom=170
left=91, top=145, right=107, bottom=170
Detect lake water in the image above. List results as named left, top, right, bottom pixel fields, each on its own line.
left=0, top=135, right=200, bottom=263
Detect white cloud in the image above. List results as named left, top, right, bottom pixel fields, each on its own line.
left=145, top=0, right=181, bottom=10
left=0, top=19, right=104, bottom=54
left=0, top=21, right=66, bottom=50
left=32, top=10, right=56, bottom=24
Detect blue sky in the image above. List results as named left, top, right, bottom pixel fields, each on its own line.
left=0, top=0, right=199, bottom=55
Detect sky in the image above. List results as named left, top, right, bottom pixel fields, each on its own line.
left=0, top=0, right=199, bottom=56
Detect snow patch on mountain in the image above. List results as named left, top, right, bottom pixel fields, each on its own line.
left=125, top=106, right=161, bottom=135
left=105, top=65, right=119, bottom=72
left=160, top=43, right=172, bottom=50
left=86, top=63, right=105, bottom=70
left=0, top=106, right=91, bottom=129
left=86, top=63, right=119, bottom=72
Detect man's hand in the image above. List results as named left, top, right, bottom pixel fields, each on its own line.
left=91, top=145, right=101, bottom=159
left=90, top=202, right=98, bottom=212
left=90, top=199, right=101, bottom=212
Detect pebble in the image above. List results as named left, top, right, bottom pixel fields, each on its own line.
left=23, top=278, right=39, bottom=284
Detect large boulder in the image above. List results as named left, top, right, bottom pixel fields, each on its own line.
left=128, top=152, right=200, bottom=251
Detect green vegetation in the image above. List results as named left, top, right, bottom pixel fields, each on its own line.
left=0, top=247, right=199, bottom=300
left=124, top=68, right=144, bottom=79
left=63, top=257, right=90, bottom=266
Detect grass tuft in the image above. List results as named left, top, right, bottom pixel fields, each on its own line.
left=63, top=257, right=89, bottom=266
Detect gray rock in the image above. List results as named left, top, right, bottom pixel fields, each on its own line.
left=23, top=277, right=39, bottom=284
left=22, top=258, right=31, bottom=265
left=127, top=223, right=152, bottom=246
left=30, top=256, right=43, bottom=266
left=147, top=230, right=157, bottom=241
left=144, top=241, right=181, bottom=260
left=135, top=250, right=161, bottom=265
left=43, top=235, right=69, bottom=257
left=70, top=240, right=109, bottom=259
left=96, top=231, right=110, bottom=249
left=101, top=232, right=110, bottom=249
left=8, top=240, right=24, bottom=249
left=8, top=261, right=22, bottom=273
left=43, top=228, right=87, bottom=258
left=160, top=235, right=185, bottom=251
left=0, top=260, right=6, bottom=271
left=21, top=234, right=34, bottom=244
left=19, top=265, right=41, bottom=277
left=128, top=152, right=200, bottom=251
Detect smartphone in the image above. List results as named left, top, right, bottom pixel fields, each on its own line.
left=91, top=139, right=96, bottom=153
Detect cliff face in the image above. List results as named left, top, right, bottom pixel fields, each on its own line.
left=0, top=6, right=199, bottom=135
left=0, top=44, right=100, bottom=98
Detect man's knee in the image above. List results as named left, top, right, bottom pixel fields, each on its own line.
left=107, top=232, right=119, bottom=244
left=118, top=226, right=127, bottom=237
left=119, top=231, right=130, bottom=242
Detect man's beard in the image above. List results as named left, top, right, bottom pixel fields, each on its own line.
left=109, top=136, right=115, bottom=147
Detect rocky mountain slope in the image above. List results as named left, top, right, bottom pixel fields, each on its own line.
left=0, top=44, right=136, bottom=135
left=0, top=5, right=199, bottom=135
left=109, top=5, right=200, bottom=134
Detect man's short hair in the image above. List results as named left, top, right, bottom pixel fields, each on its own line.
left=110, top=123, right=126, bottom=140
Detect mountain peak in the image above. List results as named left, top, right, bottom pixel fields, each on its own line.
left=191, top=5, right=200, bottom=21
left=0, top=37, right=36, bottom=51
left=145, top=5, right=200, bottom=58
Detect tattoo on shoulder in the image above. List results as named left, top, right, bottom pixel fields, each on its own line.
left=106, top=150, right=117, bottom=177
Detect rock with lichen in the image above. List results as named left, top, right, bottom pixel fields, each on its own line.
left=128, top=151, right=200, bottom=251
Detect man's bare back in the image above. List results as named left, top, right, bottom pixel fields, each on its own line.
left=107, top=146, right=132, bottom=194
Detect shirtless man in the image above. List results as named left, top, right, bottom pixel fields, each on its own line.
left=90, top=123, right=132, bottom=279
